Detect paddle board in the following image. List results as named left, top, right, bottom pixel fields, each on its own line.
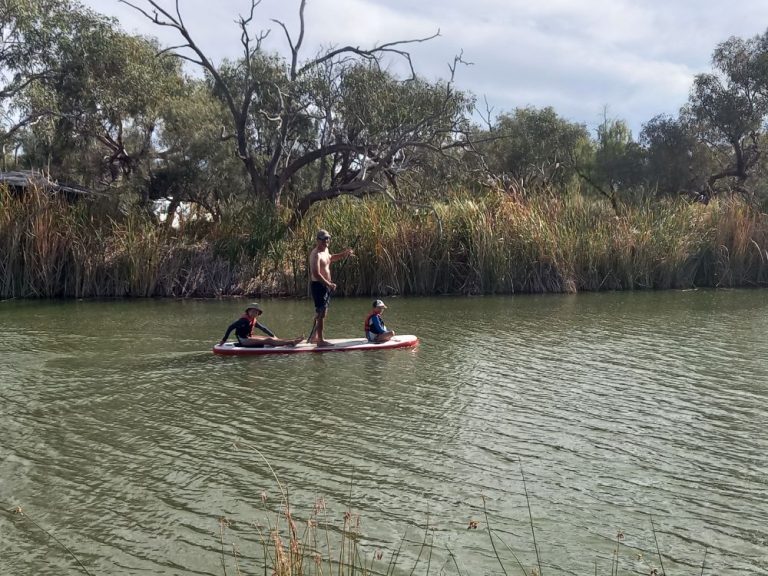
left=212, top=334, right=419, bottom=356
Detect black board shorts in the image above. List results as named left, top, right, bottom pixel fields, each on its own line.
left=311, top=281, right=331, bottom=312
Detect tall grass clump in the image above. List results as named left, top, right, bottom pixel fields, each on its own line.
left=703, top=197, right=768, bottom=286
left=3, top=184, right=767, bottom=298
left=295, top=196, right=450, bottom=295
left=0, top=186, right=275, bottom=298
left=296, top=191, right=768, bottom=296
left=0, top=185, right=82, bottom=298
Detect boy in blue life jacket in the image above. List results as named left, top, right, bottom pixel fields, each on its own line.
left=364, top=299, right=396, bottom=343
left=219, top=304, right=303, bottom=347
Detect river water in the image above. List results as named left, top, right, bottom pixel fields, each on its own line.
left=1, top=291, right=767, bottom=575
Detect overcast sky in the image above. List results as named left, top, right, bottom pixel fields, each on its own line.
left=80, top=0, right=768, bottom=136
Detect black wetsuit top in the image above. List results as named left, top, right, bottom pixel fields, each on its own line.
left=221, top=315, right=275, bottom=342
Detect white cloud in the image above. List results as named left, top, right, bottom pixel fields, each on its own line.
left=301, top=0, right=436, bottom=46
left=81, top=0, right=768, bottom=134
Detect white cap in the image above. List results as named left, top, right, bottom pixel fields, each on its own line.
left=373, top=299, right=387, bottom=308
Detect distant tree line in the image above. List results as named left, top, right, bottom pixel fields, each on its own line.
left=3, top=0, right=768, bottom=227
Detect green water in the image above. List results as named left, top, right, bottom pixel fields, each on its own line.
left=1, top=291, right=767, bottom=575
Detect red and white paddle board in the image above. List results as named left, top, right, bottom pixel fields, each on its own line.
left=212, top=334, right=419, bottom=356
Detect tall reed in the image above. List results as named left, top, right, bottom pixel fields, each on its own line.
left=0, top=186, right=267, bottom=298
left=296, top=192, right=768, bottom=295
left=2, top=184, right=767, bottom=298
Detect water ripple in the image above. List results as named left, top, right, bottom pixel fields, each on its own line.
left=1, top=292, right=767, bottom=575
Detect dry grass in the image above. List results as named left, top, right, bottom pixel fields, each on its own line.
left=0, top=187, right=269, bottom=298
left=2, top=185, right=767, bottom=298
left=296, top=192, right=768, bottom=295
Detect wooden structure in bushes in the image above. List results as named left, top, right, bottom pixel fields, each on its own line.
left=0, top=170, right=93, bottom=202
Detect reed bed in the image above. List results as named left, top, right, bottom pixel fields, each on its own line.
left=0, top=187, right=271, bottom=298
left=2, top=185, right=767, bottom=299
left=297, top=192, right=768, bottom=295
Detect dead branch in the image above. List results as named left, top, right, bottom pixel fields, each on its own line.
left=298, top=31, right=440, bottom=79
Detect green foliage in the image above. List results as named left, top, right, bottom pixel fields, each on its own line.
left=215, top=51, right=293, bottom=158
left=2, top=183, right=768, bottom=298
left=592, top=115, right=645, bottom=197
left=479, top=106, right=591, bottom=190
left=295, top=193, right=768, bottom=295
left=1, top=0, right=100, bottom=145
left=6, top=0, right=768, bottom=244
left=6, top=0, right=184, bottom=198
left=686, top=30, right=768, bottom=200
left=110, top=1, right=476, bottom=219
left=0, top=183, right=271, bottom=298
left=640, top=114, right=707, bottom=196
left=338, top=66, right=472, bottom=143
left=151, top=78, right=250, bottom=216
left=282, top=62, right=473, bottom=213
left=212, top=199, right=286, bottom=261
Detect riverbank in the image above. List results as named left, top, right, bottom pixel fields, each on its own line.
left=2, top=187, right=767, bottom=299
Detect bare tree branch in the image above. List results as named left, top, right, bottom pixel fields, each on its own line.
left=120, top=0, right=464, bottom=221
left=298, top=31, right=440, bottom=78
left=447, top=49, right=473, bottom=83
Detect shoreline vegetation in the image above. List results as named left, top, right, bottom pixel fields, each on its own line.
left=1, top=185, right=766, bottom=300
left=4, top=3, right=768, bottom=302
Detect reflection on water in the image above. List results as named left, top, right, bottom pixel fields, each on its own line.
left=1, top=291, right=767, bottom=575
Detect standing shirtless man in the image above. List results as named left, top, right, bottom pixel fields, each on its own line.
left=308, top=229, right=354, bottom=346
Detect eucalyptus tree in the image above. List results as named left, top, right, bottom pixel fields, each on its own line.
left=566, top=115, right=645, bottom=212
left=640, top=114, right=716, bottom=199
left=151, top=78, right=252, bottom=223
left=594, top=117, right=645, bottom=193
left=26, top=28, right=182, bottom=192
left=0, top=0, right=84, bottom=152
left=290, top=63, right=473, bottom=219
left=121, top=0, right=474, bottom=223
left=3, top=0, right=183, bottom=198
left=477, top=106, right=591, bottom=194
left=687, top=30, right=768, bottom=201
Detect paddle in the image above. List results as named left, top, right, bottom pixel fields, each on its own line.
left=307, top=235, right=360, bottom=343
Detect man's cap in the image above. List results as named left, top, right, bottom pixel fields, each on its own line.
left=316, top=229, right=331, bottom=240
left=245, top=302, right=263, bottom=312
left=373, top=299, right=387, bottom=308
